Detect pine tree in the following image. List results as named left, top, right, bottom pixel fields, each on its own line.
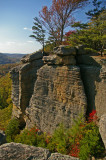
left=86, top=0, right=105, bottom=20
left=30, top=17, right=46, bottom=53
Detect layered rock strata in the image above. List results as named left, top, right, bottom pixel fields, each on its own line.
left=0, top=142, right=79, bottom=160
left=76, top=49, right=106, bottom=117
left=99, top=114, right=106, bottom=149
left=25, top=46, right=87, bottom=133
left=10, top=45, right=106, bottom=134
left=10, top=51, right=43, bottom=126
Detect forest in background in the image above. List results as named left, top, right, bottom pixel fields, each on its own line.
left=0, top=63, right=19, bottom=130
left=0, top=53, right=26, bottom=64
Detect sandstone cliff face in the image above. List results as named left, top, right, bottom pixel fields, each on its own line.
left=10, top=46, right=87, bottom=133
left=10, top=46, right=106, bottom=133
left=24, top=46, right=87, bottom=133
left=26, top=65, right=86, bottom=133
left=76, top=52, right=106, bottom=117
left=99, top=114, right=106, bottom=149
left=10, top=52, right=44, bottom=127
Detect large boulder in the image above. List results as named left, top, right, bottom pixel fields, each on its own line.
left=48, top=153, right=79, bottom=160
left=54, top=45, right=76, bottom=56
left=43, top=55, right=76, bottom=65
left=0, top=142, right=50, bottom=160
left=21, top=51, right=43, bottom=63
left=0, top=142, right=79, bottom=160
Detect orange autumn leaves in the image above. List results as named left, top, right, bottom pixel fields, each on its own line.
left=39, top=0, right=88, bottom=44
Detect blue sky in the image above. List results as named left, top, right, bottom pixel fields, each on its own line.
left=0, top=0, right=96, bottom=54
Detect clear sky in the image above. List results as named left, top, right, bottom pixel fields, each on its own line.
left=0, top=0, right=96, bottom=54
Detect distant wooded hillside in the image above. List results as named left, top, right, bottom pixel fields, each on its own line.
left=0, top=53, right=26, bottom=64
left=0, top=63, right=19, bottom=77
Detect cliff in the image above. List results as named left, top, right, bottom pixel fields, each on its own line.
left=10, top=46, right=106, bottom=133
left=10, top=51, right=44, bottom=128
left=76, top=47, right=106, bottom=117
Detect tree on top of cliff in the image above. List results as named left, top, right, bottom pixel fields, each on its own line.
left=68, top=10, right=106, bottom=55
left=39, top=0, right=88, bottom=46
left=86, top=0, right=105, bottom=20
left=29, top=17, right=46, bottom=53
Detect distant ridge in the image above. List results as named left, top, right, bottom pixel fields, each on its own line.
left=0, top=53, right=26, bottom=64
left=4, top=53, right=26, bottom=59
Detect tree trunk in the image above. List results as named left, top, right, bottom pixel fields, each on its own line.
left=100, top=45, right=104, bottom=57
left=42, top=41, right=44, bottom=56
left=60, top=25, right=64, bottom=44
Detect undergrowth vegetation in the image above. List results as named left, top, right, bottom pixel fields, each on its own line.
left=0, top=104, right=12, bottom=131
left=5, top=110, right=105, bottom=160
left=0, top=71, right=13, bottom=130
left=0, top=73, right=12, bottom=109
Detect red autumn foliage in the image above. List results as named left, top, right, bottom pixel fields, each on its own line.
left=45, top=138, right=49, bottom=144
left=88, top=109, right=98, bottom=122
left=28, top=127, right=39, bottom=136
left=69, top=144, right=80, bottom=157
left=64, top=30, right=76, bottom=43
left=69, top=110, right=98, bottom=158
left=40, top=0, right=88, bottom=44
left=65, top=30, right=76, bottom=37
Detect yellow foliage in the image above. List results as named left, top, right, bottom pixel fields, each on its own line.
left=0, top=104, right=12, bottom=131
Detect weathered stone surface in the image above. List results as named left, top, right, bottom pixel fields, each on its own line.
left=0, top=142, right=50, bottom=160
left=43, top=55, right=57, bottom=64
left=21, top=51, right=43, bottom=63
left=54, top=45, right=76, bottom=56
left=0, top=142, right=80, bottom=160
left=10, top=58, right=43, bottom=126
left=25, top=65, right=87, bottom=133
left=43, top=55, right=76, bottom=65
left=0, top=130, right=6, bottom=145
left=10, top=65, right=23, bottom=108
left=48, top=153, right=79, bottom=160
left=77, top=57, right=106, bottom=117
left=99, top=114, right=106, bottom=149
left=95, top=62, right=106, bottom=117
left=100, top=59, right=106, bottom=81
left=10, top=46, right=106, bottom=136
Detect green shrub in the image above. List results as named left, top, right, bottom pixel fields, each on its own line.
left=84, top=48, right=98, bottom=54
left=79, top=122, right=105, bottom=160
left=0, top=73, right=12, bottom=109
left=67, top=115, right=85, bottom=157
left=67, top=111, right=105, bottom=159
left=47, top=124, right=68, bottom=154
left=0, top=103, right=12, bottom=131
left=36, top=133, right=47, bottom=148
left=68, top=114, right=84, bottom=145
left=14, top=129, right=36, bottom=145
left=14, top=127, right=47, bottom=147
left=5, top=118, right=20, bottom=142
